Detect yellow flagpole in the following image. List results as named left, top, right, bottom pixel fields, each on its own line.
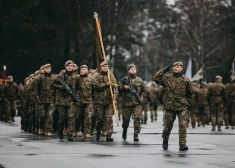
left=94, top=12, right=119, bottom=126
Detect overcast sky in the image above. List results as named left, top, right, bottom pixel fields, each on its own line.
left=166, top=0, right=176, bottom=5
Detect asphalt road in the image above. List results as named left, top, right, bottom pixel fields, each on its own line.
left=0, top=111, right=235, bottom=168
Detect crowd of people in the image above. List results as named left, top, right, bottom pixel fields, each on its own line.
left=0, top=60, right=234, bottom=151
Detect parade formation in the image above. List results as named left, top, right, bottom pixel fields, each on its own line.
left=0, top=60, right=234, bottom=152
left=0, top=12, right=235, bottom=153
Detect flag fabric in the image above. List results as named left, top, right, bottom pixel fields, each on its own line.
left=2, top=65, right=6, bottom=80
left=185, top=57, right=192, bottom=79
left=192, top=67, right=203, bottom=81
left=95, top=18, right=105, bottom=72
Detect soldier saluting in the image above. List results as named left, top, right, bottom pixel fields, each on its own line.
left=153, top=62, right=193, bottom=151
left=119, top=64, right=146, bottom=141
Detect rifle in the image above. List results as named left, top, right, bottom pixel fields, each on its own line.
left=56, top=78, right=79, bottom=103
left=121, top=77, right=144, bottom=106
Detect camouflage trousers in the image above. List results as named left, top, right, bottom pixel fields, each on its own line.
left=76, top=103, right=93, bottom=134
left=162, top=110, right=188, bottom=145
left=28, top=104, right=36, bottom=133
left=20, top=104, right=29, bottom=131
left=150, top=103, right=158, bottom=121
left=6, top=100, right=16, bottom=121
left=197, top=105, right=208, bottom=126
left=95, top=104, right=114, bottom=136
left=224, top=102, right=235, bottom=126
left=58, top=105, right=76, bottom=135
left=0, top=100, right=7, bottom=121
left=122, top=105, right=142, bottom=134
left=210, top=103, right=224, bottom=128
left=36, top=104, right=55, bottom=132
left=143, top=104, right=148, bottom=123
left=189, top=106, right=197, bottom=127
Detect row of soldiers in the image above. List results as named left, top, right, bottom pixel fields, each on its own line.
left=0, top=60, right=234, bottom=148
left=188, top=75, right=235, bottom=131
left=0, top=60, right=151, bottom=142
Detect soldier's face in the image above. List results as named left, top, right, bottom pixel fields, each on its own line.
left=44, top=67, right=51, bottom=73
left=80, top=68, right=88, bottom=75
left=66, top=64, right=74, bottom=72
left=100, top=65, right=109, bottom=72
left=128, top=67, right=136, bottom=75
left=173, top=65, right=183, bottom=73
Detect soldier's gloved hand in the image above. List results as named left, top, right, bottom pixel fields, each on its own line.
left=163, top=63, right=173, bottom=73
left=123, top=85, right=131, bottom=90
left=105, top=81, right=111, bottom=86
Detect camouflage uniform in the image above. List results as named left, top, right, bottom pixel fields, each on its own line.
left=148, top=84, right=160, bottom=121
left=197, top=83, right=208, bottom=127
left=224, top=81, right=235, bottom=129
left=76, top=73, right=94, bottom=136
left=53, top=70, right=79, bottom=138
left=153, top=66, right=193, bottom=145
left=27, top=78, right=37, bottom=133
left=142, top=87, right=151, bottom=124
left=3, top=81, right=20, bottom=122
left=0, top=84, right=6, bottom=121
left=119, top=75, right=146, bottom=135
left=188, top=86, right=198, bottom=128
left=93, top=71, right=118, bottom=137
left=207, top=77, right=227, bottom=131
left=33, top=70, right=56, bottom=134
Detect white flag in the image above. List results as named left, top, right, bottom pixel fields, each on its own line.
left=185, top=57, right=192, bottom=79
left=192, top=67, right=203, bottom=81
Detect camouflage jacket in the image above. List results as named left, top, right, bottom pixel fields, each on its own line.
left=3, top=82, right=20, bottom=101
left=142, top=87, right=151, bottom=105
left=33, top=73, right=56, bottom=104
left=225, top=82, right=235, bottom=103
left=153, top=69, right=193, bottom=111
left=93, top=71, right=118, bottom=105
left=53, top=71, right=79, bottom=106
left=197, top=88, right=208, bottom=106
left=207, top=81, right=227, bottom=104
left=77, top=75, right=93, bottom=105
left=149, top=86, right=160, bottom=105
left=191, top=87, right=198, bottom=106
left=119, top=75, right=146, bottom=107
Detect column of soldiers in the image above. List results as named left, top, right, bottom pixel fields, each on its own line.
left=0, top=60, right=235, bottom=151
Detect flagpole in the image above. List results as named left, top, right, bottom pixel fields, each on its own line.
left=94, top=12, right=119, bottom=126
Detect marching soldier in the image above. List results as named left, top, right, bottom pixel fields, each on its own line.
left=3, top=76, right=20, bottom=123
left=197, top=82, right=208, bottom=127
left=153, top=62, right=193, bottom=151
left=207, top=76, right=227, bottom=131
left=119, top=64, right=146, bottom=141
left=33, top=64, right=56, bottom=136
left=142, top=87, right=151, bottom=124
left=189, top=83, right=198, bottom=128
left=76, top=65, right=93, bottom=138
left=148, top=82, right=160, bottom=121
left=93, top=61, right=118, bottom=142
left=53, top=60, right=79, bottom=141
left=224, top=78, right=235, bottom=129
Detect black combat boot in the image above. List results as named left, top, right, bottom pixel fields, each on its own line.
left=179, top=144, right=188, bottom=151
left=134, top=134, right=139, bottom=141
left=106, top=135, right=113, bottom=142
left=122, top=128, right=127, bottom=140
left=59, top=131, right=64, bottom=140
left=95, top=131, right=101, bottom=141
left=68, top=134, right=73, bottom=141
left=162, top=140, right=168, bottom=150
